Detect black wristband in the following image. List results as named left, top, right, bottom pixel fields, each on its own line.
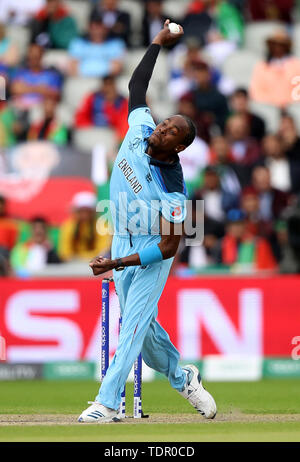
left=115, top=258, right=125, bottom=271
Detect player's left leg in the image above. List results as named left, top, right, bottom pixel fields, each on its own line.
left=141, top=312, right=217, bottom=418
left=141, top=314, right=186, bottom=391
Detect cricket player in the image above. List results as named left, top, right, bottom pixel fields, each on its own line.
left=79, top=20, right=216, bottom=423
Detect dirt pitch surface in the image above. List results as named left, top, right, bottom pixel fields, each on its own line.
left=1, top=413, right=300, bottom=426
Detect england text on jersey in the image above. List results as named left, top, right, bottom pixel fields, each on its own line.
left=118, top=158, right=143, bottom=194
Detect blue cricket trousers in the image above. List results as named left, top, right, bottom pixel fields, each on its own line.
left=96, top=234, right=186, bottom=410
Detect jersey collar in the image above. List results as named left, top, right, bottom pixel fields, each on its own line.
left=149, top=155, right=180, bottom=169
left=144, top=137, right=180, bottom=168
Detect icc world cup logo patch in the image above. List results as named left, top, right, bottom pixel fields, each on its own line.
left=129, top=137, right=142, bottom=151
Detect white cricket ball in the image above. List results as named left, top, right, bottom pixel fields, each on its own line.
left=168, top=23, right=180, bottom=34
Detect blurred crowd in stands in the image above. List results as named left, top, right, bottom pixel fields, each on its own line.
left=1, top=0, right=300, bottom=277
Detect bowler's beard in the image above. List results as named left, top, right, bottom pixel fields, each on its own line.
left=145, top=136, right=160, bottom=155
left=145, top=136, right=154, bottom=154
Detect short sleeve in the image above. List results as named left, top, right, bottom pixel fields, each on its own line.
left=161, top=192, right=187, bottom=224
left=109, top=39, right=126, bottom=60
left=128, top=106, right=156, bottom=129
left=68, top=38, right=85, bottom=58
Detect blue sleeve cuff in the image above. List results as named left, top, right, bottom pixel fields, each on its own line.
left=139, top=244, right=163, bottom=266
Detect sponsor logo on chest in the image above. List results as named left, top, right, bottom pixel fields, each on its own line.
left=118, top=158, right=143, bottom=194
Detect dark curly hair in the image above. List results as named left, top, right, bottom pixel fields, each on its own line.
left=181, top=115, right=197, bottom=147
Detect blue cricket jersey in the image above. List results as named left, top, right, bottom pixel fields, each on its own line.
left=110, top=106, right=188, bottom=236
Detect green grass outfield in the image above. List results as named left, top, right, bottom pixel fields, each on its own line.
left=0, top=379, right=300, bottom=442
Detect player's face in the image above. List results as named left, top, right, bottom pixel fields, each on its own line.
left=148, top=115, right=188, bottom=154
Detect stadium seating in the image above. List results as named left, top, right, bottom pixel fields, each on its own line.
left=73, top=127, right=117, bottom=154
left=164, top=0, right=189, bottom=19
left=151, top=99, right=176, bottom=121
left=123, top=48, right=147, bottom=77
left=42, top=50, right=70, bottom=74
left=116, top=74, right=175, bottom=121
left=249, top=101, right=281, bottom=132
left=222, top=49, right=260, bottom=88
left=56, top=102, right=74, bottom=128
left=287, top=103, right=300, bottom=133
left=120, top=0, right=143, bottom=46
left=6, top=25, right=30, bottom=58
left=292, top=24, right=300, bottom=58
left=63, top=76, right=100, bottom=111
left=65, top=0, right=90, bottom=33
left=244, top=21, right=286, bottom=56
left=123, top=48, right=169, bottom=86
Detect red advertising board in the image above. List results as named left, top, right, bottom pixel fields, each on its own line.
left=0, top=277, right=299, bottom=362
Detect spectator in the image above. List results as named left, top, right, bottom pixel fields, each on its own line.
left=241, top=186, right=262, bottom=234
left=11, top=43, right=62, bottom=109
left=230, top=88, right=266, bottom=141
left=177, top=135, right=210, bottom=197
left=169, top=37, right=203, bottom=85
left=30, top=0, right=78, bottom=50
left=0, top=0, right=45, bottom=26
left=169, top=44, right=234, bottom=101
left=0, top=101, right=19, bottom=148
left=193, top=166, right=238, bottom=223
left=252, top=166, right=290, bottom=222
left=68, top=15, right=125, bottom=78
left=0, top=23, right=19, bottom=67
left=183, top=0, right=244, bottom=46
left=75, top=75, right=128, bottom=141
left=178, top=231, right=220, bottom=271
left=261, top=134, right=292, bottom=192
left=142, top=0, right=176, bottom=47
left=209, top=135, right=242, bottom=196
left=225, top=114, right=261, bottom=183
left=240, top=186, right=273, bottom=239
left=249, top=29, right=300, bottom=108
left=182, top=0, right=212, bottom=46
left=197, top=167, right=225, bottom=222
left=204, top=28, right=237, bottom=69
left=248, top=0, right=295, bottom=23
left=178, top=92, right=211, bottom=142
left=181, top=60, right=229, bottom=136
left=58, top=191, right=111, bottom=261
left=275, top=219, right=299, bottom=273
left=216, top=208, right=277, bottom=271
left=213, top=0, right=244, bottom=45
left=0, top=194, right=16, bottom=276
left=90, top=0, right=131, bottom=47
left=0, top=247, right=9, bottom=276
left=168, top=48, right=202, bottom=102
left=10, top=216, right=61, bottom=275
left=277, top=114, right=300, bottom=193
left=0, top=195, right=18, bottom=255
left=178, top=197, right=224, bottom=271
left=27, top=96, right=68, bottom=145
left=281, top=197, right=300, bottom=272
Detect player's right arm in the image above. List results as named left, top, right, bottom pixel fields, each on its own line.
left=89, top=215, right=183, bottom=275
left=128, top=19, right=183, bottom=115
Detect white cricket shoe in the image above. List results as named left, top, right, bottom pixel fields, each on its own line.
left=78, top=401, right=119, bottom=423
left=179, top=364, right=217, bottom=419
